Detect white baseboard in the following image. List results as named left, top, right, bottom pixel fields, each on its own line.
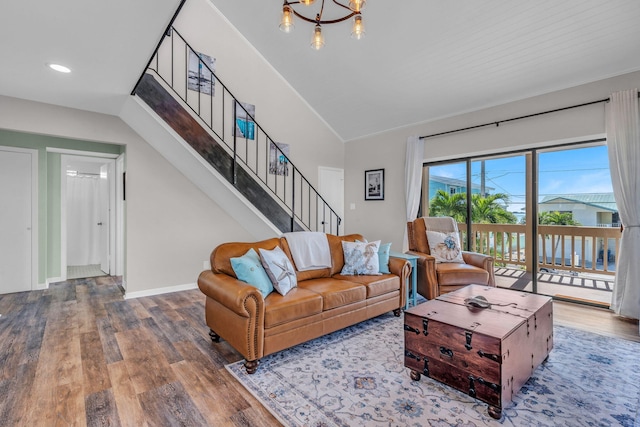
left=42, top=278, right=62, bottom=289
left=124, top=282, right=198, bottom=300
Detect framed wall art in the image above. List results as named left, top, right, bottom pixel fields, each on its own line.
left=187, top=51, right=216, bottom=95
left=364, top=168, right=384, bottom=200
left=234, top=101, right=256, bottom=140
left=269, top=142, right=289, bottom=176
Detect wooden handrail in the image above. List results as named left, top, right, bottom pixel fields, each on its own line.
left=458, top=223, right=621, bottom=276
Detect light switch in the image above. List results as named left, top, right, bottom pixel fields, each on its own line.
left=350, top=203, right=356, bottom=210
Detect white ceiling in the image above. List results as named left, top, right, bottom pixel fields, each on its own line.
left=0, top=0, right=180, bottom=114
left=2, top=0, right=640, bottom=142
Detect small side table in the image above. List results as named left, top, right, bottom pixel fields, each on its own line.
left=389, top=251, right=419, bottom=309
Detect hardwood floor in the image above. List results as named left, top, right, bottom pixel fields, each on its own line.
left=0, top=277, right=279, bottom=427
left=0, top=278, right=637, bottom=426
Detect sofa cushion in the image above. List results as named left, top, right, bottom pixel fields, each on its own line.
left=436, top=262, right=489, bottom=286
left=259, top=246, right=297, bottom=296
left=298, top=278, right=366, bottom=310
left=328, top=234, right=364, bottom=276
left=357, top=239, right=391, bottom=274
left=230, top=248, right=274, bottom=298
left=340, top=240, right=381, bottom=276
left=264, top=287, right=323, bottom=328
left=332, top=274, right=399, bottom=299
left=378, top=242, right=392, bottom=274
left=211, top=238, right=282, bottom=277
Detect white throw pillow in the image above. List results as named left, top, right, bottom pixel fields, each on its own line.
left=340, top=240, right=381, bottom=275
left=426, top=231, right=465, bottom=263
left=258, top=246, right=297, bottom=295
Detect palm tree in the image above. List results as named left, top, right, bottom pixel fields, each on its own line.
left=430, top=191, right=517, bottom=258
left=471, top=193, right=517, bottom=224
left=538, top=211, right=581, bottom=262
left=429, top=190, right=517, bottom=224
left=428, top=190, right=467, bottom=222
left=538, top=211, right=580, bottom=226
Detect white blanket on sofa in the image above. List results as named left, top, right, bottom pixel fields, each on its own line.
left=283, top=232, right=332, bottom=271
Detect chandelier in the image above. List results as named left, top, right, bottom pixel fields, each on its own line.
left=279, top=0, right=366, bottom=50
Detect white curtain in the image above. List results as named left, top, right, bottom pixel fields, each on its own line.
left=67, top=175, right=101, bottom=266
left=403, top=135, right=425, bottom=251
left=606, top=88, right=640, bottom=325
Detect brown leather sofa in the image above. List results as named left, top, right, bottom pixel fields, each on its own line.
left=197, top=233, right=411, bottom=374
left=407, top=217, right=496, bottom=300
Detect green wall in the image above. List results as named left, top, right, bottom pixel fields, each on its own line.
left=0, top=129, right=123, bottom=284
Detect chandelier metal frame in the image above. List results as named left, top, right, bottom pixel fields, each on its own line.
left=282, top=0, right=360, bottom=25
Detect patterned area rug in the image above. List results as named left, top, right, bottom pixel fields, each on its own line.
left=226, top=313, right=640, bottom=426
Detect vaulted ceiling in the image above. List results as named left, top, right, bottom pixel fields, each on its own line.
left=2, top=0, right=640, bottom=142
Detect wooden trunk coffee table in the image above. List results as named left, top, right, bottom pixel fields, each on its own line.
left=403, top=285, right=553, bottom=419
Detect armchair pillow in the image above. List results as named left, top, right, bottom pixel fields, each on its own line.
left=340, top=240, right=381, bottom=275
left=258, top=246, right=298, bottom=295
left=230, top=248, right=274, bottom=298
left=426, top=230, right=465, bottom=263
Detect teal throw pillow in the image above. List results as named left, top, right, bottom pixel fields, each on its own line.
left=230, top=248, right=274, bottom=298
left=378, top=242, right=392, bottom=274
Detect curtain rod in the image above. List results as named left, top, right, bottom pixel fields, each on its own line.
left=419, top=95, right=632, bottom=140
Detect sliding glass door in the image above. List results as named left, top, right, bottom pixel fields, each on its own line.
left=423, top=162, right=469, bottom=248
left=423, top=141, right=618, bottom=307
left=536, top=145, right=617, bottom=305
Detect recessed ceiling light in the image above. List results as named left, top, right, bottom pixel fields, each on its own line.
left=48, top=63, right=71, bottom=73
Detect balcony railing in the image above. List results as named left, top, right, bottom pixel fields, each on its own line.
left=459, top=223, right=621, bottom=276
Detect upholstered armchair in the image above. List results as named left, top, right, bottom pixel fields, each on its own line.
left=406, top=216, right=496, bottom=300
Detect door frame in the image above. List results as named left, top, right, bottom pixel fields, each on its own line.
left=318, top=166, right=344, bottom=234
left=56, top=149, right=121, bottom=281
left=0, top=145, right=38, bottom=290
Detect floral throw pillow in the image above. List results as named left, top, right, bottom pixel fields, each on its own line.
left=426, top=231, right=465, bottom=263
left=258, top=246, right=297, bottom=295
left=340, top=240, right=381, bottom=275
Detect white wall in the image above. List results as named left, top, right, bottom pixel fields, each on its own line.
left=174, top=0, right=345, bottom=187
left=344, top=70, right=640, bottom=251
left=0, top=0, right=348, bottom=295
left=0, top=94, right=251, bottom=294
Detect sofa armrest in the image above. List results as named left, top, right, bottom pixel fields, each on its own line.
left=406, top=250, right=439, bottom=300
left=198, top=270, right=265, bottom=362
left=197, top=270, right=264, bottom=318
left=388, top=257, right=411, bottom=307
left=462, top=251, right=496, bottom=286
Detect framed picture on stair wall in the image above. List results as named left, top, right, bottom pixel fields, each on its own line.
left=234, top=101, right=256, bottom=140
left=187, top=50, right=216, bottom=95
left=365, top=168, right=384, bottom=200
left=269, top=142, right=289, bottom=176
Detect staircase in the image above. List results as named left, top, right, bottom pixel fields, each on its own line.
left=126, top=25, right=341, bottom=237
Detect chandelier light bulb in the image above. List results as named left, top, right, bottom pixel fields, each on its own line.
left=310, top=24, right=325, bottom=50
left=349, top=0, right=366, bottom=12
left=279, top=0, right=367, bottom=50
left=279, top=5, right=295, bottom=33
left=351, top=15, right=365, bottom=39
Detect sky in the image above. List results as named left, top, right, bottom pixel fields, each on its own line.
left=428, top=144, right=613, bottom=214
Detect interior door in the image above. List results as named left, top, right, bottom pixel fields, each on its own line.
left=0, top=149, right=32, bottom=293
left=99, top=164, right=109, bottom=274
left=318, top=167, right=344, bottom=234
